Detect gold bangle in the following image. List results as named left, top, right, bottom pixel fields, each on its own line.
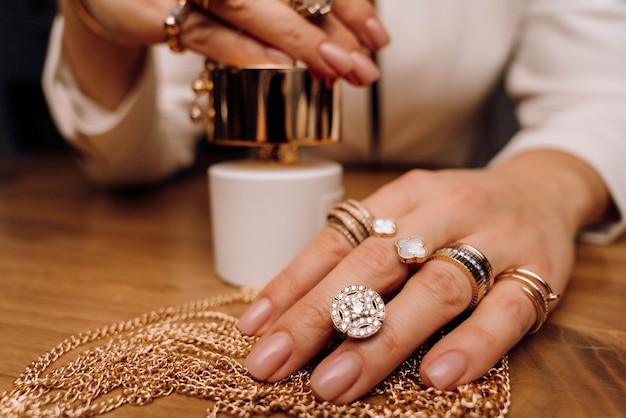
left=67, top=0, right=120, bottom=43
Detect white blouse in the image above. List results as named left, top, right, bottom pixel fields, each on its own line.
left=42, top=0, right=626, bottom=243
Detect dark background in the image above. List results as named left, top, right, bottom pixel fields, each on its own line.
left=0, top=0, right=64, bottom=161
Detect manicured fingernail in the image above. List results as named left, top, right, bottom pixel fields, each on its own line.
left=310, top=351, right=362, bottom=401
left=350, top=51, right=380, bottom=85
left=266, top=47, right=294, bottom=65
left=364, top=17, right=390, bottom=49
left=422, top=351, right=468, bottom=390
left=319, top=42, right=355, bottom=75
left=238, top=298, right=272, bottom=335
left=246, top=331, right=293, bottom=380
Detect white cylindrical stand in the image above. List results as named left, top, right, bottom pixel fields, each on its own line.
left=209, top=159, right=343, bottom=288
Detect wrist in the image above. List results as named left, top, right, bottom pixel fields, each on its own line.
left=491, top=150, right=611, bottom=236
left=60, top=0, right=148, bottom=110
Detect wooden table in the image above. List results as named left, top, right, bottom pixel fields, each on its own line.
left=1, top=154, right=625, bottom=417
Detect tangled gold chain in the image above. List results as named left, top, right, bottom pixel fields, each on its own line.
left=0, top=289, right=510, bottom=417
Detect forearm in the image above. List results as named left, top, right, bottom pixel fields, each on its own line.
left=491, top=149, right=611, bottom=237
left=58, top=0, right=147, bottom=110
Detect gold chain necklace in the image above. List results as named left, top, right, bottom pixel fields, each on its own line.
left=0, top=289, right=511, bottom=417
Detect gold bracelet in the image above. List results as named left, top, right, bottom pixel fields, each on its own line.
left=67, top=0, right=120, bottom=43
left=164, top=0, right=192, bottom=52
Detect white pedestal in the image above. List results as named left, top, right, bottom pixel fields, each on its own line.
left=209, top=159, right=343, bottom=287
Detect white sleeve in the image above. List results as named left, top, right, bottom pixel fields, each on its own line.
left=490, top=0, right=626, bottom=244
left=42, top=15, right=205, bottom=186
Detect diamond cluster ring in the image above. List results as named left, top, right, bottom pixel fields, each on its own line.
left=290, top=0, right=333, bottom=18
left=330, top=285, right=385, bottom=339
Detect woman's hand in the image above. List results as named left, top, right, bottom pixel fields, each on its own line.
left=237, top=150, right=610, bottom=403
left=70, top=0, right=387, bottom=85
left=61, top=0, right=387, bottom=108
left=181, top=0, right=387, bottom=85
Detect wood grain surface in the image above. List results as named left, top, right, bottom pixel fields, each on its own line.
left=0, top=155, right=624, bottom=417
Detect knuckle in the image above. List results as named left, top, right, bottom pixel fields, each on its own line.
left=461, top=322, right=507, bottom=355
left=444, top=181, right=491, bottom=213
left=490, top=286, right=537, bottom=334
left=319, top=227, right=353, bottom=259
left=275, top=266, right=308, bottom=301
left=291, top=298, right=333, bottom=335
left=349, top=240, right=406, bottom=290
left=399, top=168, right=434, bottom=188
left=376, top=325, right=405, bottom=358
left=420, top=264, right=472, bottom=312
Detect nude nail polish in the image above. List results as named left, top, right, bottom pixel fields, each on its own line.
left=238, top=298, right=272, bottom=335
left=310, top=351, right=362, bottom=401
left=246, top=331, right=293, bottom=381
left=265, top=48, right=295, bottom=65
left=364, top=17, right=390, bottom=49
left=350, top=51, right=380, bottom=85
left=422, top=351, right=468, bottom=390
left=319, top=42, right=355, bottom=75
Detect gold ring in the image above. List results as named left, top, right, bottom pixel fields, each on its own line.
left=326, top=199, right=396, bottom=247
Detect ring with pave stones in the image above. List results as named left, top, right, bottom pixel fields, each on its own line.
left=330, top=285, right=385, bottom=339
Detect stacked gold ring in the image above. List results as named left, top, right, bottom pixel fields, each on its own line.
left=495, top=268, right=560, bottom=334
left=327, top=199, right=373, bottom=247
left=327, top=199, right=397, bottom=247
left=427, top=243, right=494, bottom=311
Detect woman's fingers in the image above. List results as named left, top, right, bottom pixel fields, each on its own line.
left=243, top=218, right=479, bottom=382
left=239, top=186, right=471, bottom=337
left=307, top=254, right=563, bottom=403
left=238, top=172, right=427, bottom=336
left=419, top=273, right=563, bottom=390
left=181, top=12, right=296, bottom=66
left=237, top=228, right=352, bottom=336
left=183, top=0, right=384, bottom=85
left=308, top=260, right=478, bottom=402
left=244, top=237, right=411, bottom=381
left=329, top=0, right=390, bottom=51
left=82, top=0, right=388, bottom=85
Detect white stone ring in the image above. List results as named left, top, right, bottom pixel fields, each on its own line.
left=395, top=236, right=429, bottom=264
left=330, top=285, right=385, bottom=339
left=290, top=0, right=333, bottom=18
